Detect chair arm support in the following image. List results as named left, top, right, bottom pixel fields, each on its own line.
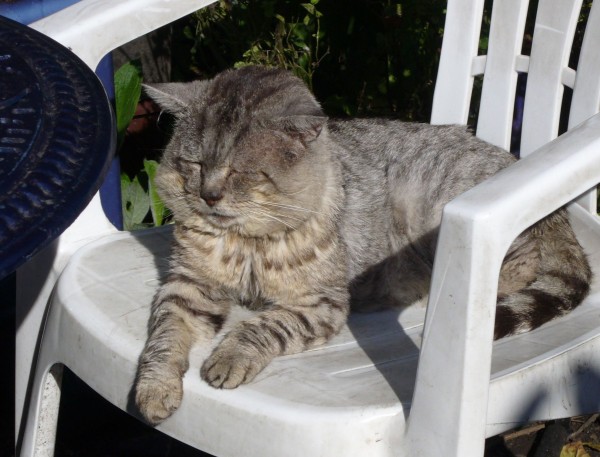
left=405, top=112, right=600, bottom=457
left=445, top=112, right=600, bottom=243
left=30, top=0, right=217, bottom=70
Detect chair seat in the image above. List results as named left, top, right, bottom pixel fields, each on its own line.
left=47, top=203, right=600, bottom=457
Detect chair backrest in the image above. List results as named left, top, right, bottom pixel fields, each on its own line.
left=405, top=2, right=600, bottom=455
left=431, top=0, right=600, bottom=161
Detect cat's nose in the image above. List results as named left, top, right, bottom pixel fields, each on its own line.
left=201, top=191, right=223, bottom=207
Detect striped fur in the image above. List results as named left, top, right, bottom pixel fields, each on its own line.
left=493, top=211, right=591, bottom=338
left=134, top=66, right=591, bottom=425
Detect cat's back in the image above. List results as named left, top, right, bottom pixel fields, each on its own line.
left=327, top=118, right=514, bottom=176
left=327, top=118, right=516, bottom=210
left=326, top=118, right=517, bottom=274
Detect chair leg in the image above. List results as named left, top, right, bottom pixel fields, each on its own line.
left=19, top=364, right=63, bottom=457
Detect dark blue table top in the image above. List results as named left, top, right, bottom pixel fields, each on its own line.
left=0, top=15, right=116, bottom=279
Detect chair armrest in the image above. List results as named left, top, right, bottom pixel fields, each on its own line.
left=406, top=112, right=600, bottom=457
left=445, top=113, right=600, bottom=240
left=30, top=0, right=216, bottom=70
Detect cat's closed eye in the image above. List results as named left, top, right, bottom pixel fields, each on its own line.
left=176, top=157, right=202, bottom=172
left=228, top=169, right=266, bottom=188
left=174, top=158, right=202, bottom=194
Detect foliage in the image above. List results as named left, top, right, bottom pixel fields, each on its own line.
left=120, top=172, right=148, bottom=230
left=233, top=0, right=327, bottom=91
left=114, top=61, right=143, bottom=149
left=178, top=0, right=447, bottom=120
left=560, top=441, right=600, bottom=457
left=115, top=62, right=168, bottom=230
left=144, top=159, right=166, bottom=226
left=120, top=159, right=166, bottom=230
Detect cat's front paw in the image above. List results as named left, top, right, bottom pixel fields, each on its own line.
left=201, top=344, right=267, bottom=389
left=135, top=375, right=183, bottom=425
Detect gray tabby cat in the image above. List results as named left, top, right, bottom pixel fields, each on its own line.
left=134, top=65, right=591, bottom=424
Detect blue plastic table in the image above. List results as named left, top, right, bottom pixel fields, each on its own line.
left=0, top=16, right=116, bottom=279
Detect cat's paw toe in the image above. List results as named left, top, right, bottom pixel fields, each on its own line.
left=135, top=376, right=183, bottom=425
left=201, top=349, right=263, bottom=389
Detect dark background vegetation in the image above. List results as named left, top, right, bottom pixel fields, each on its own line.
left=175, top=0, right=445, bottom=121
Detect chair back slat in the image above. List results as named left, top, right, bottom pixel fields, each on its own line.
left=430, top=0, right=486, bottom=125
left=571, top=1, right=600, bottom=212
left=570, top=1, right=600, bottom=128
left=476, top=0, right=529, bottom=150
left=520, top=0, right=583, bottom=156
left=433, top=0, right=598, bottom=211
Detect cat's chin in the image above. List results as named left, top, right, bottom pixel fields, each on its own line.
left=197, top=214, right=274, bottom=237
left=204, top=213, right=238, bottom=228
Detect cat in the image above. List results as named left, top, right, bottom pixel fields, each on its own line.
left=134, top=65, right=591, bottom=425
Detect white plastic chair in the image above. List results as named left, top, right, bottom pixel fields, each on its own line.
left=18, top=0, right=600, bottom=456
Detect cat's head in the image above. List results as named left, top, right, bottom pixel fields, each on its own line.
left=144, top=66, right=332, bottom=237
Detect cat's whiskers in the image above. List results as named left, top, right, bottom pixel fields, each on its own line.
left=243, top=201, right=306, bottom=224
left=149, top=195, right=174, bottom=213
left=255, top=212, right=297, bottom=230
left=244, top=201, right=310, bottom=220
left=238, top=205, right=297, bottom=230
left=156, top=195, right=186, bottom=219
left=161, top=209, right=175, bottom=219
left=254, top=201, right=321, bottom=215
left=278, top=187, right=309, bottom=196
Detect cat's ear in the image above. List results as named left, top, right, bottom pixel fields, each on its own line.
left=143, top=81, right=206, bottom=115
left=277, top=115, right=328, bottom=143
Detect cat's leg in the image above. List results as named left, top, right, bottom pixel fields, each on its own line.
left=201, top=290, right=349, bottom=389
left=135, top=271, right=231, bottom=424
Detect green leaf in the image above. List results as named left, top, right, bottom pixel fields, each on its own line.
left=583, top=442, right=600, bottom=452
left=183, top=25, right=194, bottom=39
left=301, top=3, right=315, bottom=15
left=346, top=16, right=355, bottom=35
left=144, top=159, right=166, bottom=226
left=560, top=442, right=598, bottom=457
left=479, top=36, right=489, bottom=52
left=121, top=173, right=150, bottom=230
left=114, top=60, right=143, bottom=149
